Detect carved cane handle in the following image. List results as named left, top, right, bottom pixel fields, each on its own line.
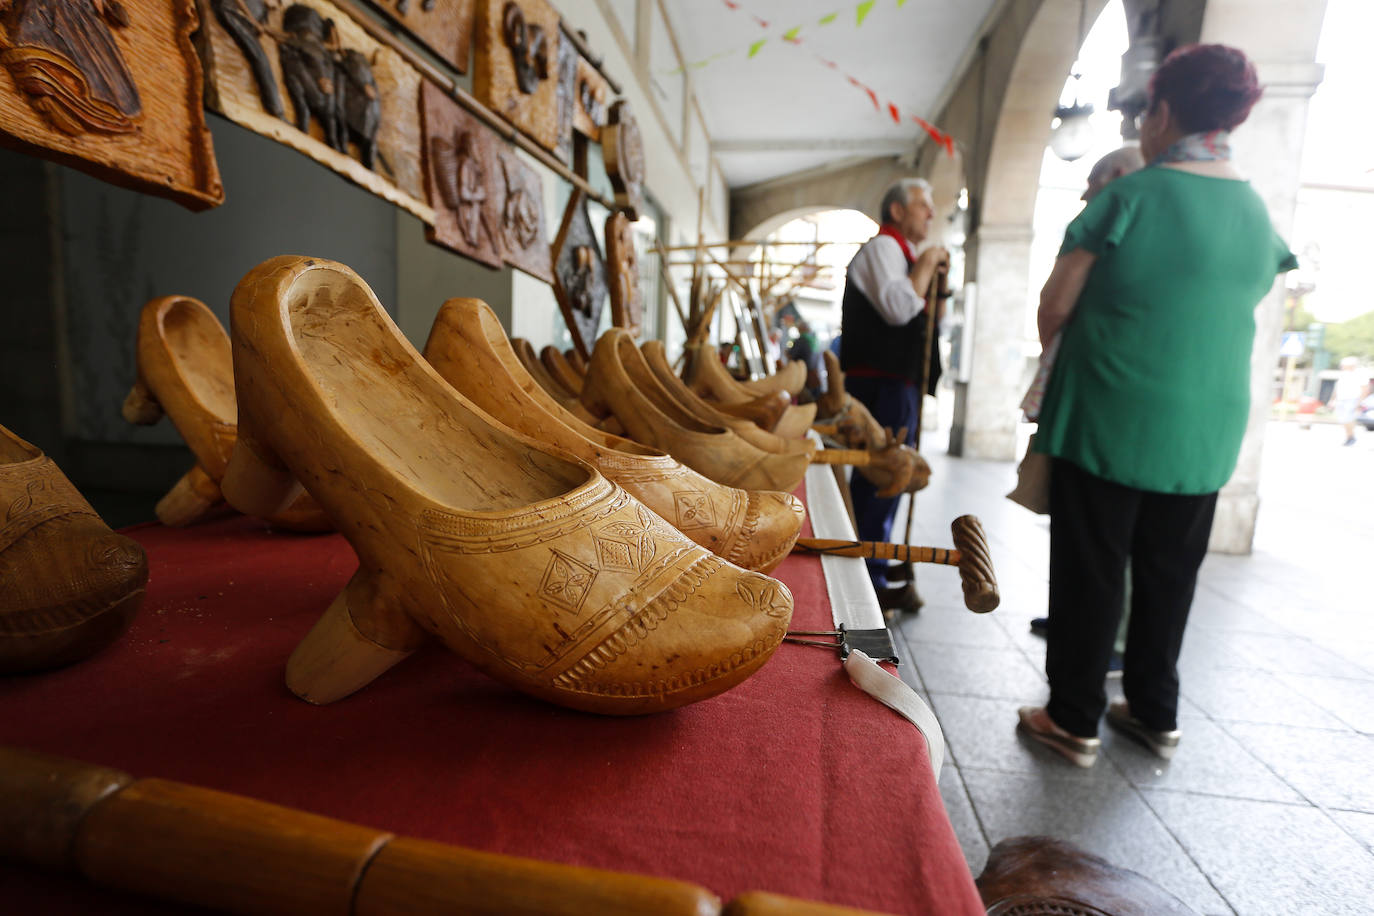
left=809, top=449, right=870, bottom=467
left=950, top=515, right=999, bottom=613
left=793, top=538, right=959, bottom=565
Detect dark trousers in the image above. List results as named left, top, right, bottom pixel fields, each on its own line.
left=1046, top=458, right=1217, bottom=737
left=846, top=375, right=920, bottom=587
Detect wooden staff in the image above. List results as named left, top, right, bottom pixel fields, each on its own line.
left=893, top=269, right=945, bottom=586
left=794, top=516, right=999, bottom=613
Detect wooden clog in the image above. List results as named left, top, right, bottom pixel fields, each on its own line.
left=580, top=330, right=811, bottom=492
left=511, top=337, right=602, bottom=427
left=220, top=256, right=793, bottom=714
left=422, top=299, right=804, bottom=573
left=0, top=424, right=146, bottom=673
left=640, top=341, right=814, bottom=458
left=539, top=345, right=584, bottom=396
left=121, top=296, right=330, bottom=532
left=713, top=392, right=790, bottom=432
left=687, top=345, right=805, bottom=403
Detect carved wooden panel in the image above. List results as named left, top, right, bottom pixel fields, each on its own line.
left=195, top=0, right=431, bottom=222
left=551, top=22, right=575, bottom=162
left=364, top=0, right=476, bottom=73
left=493, top=147, right=552, bottom=283
left=605, top=211, right=642, bottom=338
left=421, top=82, right=502, bottom=268
left=551, top=189, right=606, bottom=360
left=572, top=56, right=607, bottom=141
left=0, top=0, right=222, bottom=210
left=472, top=0, right=560, bottom=152
left=603, top=100, right=644, bottom=221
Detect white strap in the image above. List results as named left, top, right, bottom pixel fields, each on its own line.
left=844, top=650, right=946, bottom=778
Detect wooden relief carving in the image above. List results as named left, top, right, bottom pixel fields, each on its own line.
left=363, top=0, right=475, bottom=73
left=422, top=81, right=502, bottom=267
left=603, top=100, right=644, bottom=220
left=572, top=56, right=606, bottom=141
left=0, top=0, right=222, bottom=209
left=493, top=147, right=552, bottom=282
left=552, top=189, right=606, bottom=360
left=472, top=0, right=561, bottom=152
left=195, top=0, right=431, bottom=222
left=605, top=211, right=642, bottom=338
left=552, top=22, right=574, bottom=161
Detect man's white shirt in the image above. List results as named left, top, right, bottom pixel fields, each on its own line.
left=846, top=235, right=926, bottom=326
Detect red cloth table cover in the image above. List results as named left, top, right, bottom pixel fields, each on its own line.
left=0, top=495, right=981, bottom=915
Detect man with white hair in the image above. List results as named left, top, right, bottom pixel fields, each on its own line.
left=839, top=178, right=948, bottom=592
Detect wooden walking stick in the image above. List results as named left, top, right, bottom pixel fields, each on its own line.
left=794, top=515, right=999, bottom=613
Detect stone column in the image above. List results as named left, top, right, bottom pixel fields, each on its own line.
left=950, top=222, right=1033, bottom=460
left=1206, top=60, right=1323, bottom=553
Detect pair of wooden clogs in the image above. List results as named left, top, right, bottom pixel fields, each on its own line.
left=160, top=256, right=804, bottom=717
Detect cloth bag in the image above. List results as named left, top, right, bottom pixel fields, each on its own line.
left=1007, top=434, right=1050, bottom=515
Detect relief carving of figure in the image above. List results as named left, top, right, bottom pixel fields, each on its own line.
left=431, top=129, right=487, bottom=247
left=276, top=4, right=382, bottom=171
left=210, top=0, right=284, bottom=117
left=0, top=0, right=142, bottom=135
left=568, top=245, right=595, bottom=317
left=278, top=4, right=343, bottom=150
left=500, top=154, right=540, bottom=250
left=501, top=0, right=548, bottom=95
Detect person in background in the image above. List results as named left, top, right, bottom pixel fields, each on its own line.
left=1330, top=356, right=1370, bottom=446
left=1026, top=145, right=1146, bottom=668
left=1016, top=44, right=1298, bottom=768
left=839, top=178, right=948, bottom=591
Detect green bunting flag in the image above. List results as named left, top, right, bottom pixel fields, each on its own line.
left=856, top=0, right=876, bottom=26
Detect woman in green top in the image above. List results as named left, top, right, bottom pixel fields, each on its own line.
left=1017, top=44, right=1298, bottom=768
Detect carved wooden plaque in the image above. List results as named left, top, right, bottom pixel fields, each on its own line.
left=195, top=0, right=431, bottom=222
left=552, top=22, right=575, bottom=162
left=364, top=0, right=476, bottom=73
left=422, top=82, right=502, bottom=268
left=605, top=211, right=642, bottom=338
left=552, top=189, right=606, bottom=359
left=0, top=0, right=222, bottom=210
left=493, top=147, right=552, bottom=283
left=573, top=56, right=607, bottom=141
left=603, top=99, right=644, bottom=221
left=472, top=0, right=561, bottom=152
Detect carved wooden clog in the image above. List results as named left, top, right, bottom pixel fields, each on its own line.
left=640, top=341, right=814, bottom=458
left=511, top=336, right=601, bottom=425
left=540, top=345, right=584, bottom=396
left=580, top=330, right=810, bottom=492
left=688, top=345, right=805, bottom=402
left=422, top=299, right=804, bottom=573
left=220, top=256, right=793, bottom=714
left=0, top=424, right=146, bottom=673
left=121, top=296, right=330, bottom=532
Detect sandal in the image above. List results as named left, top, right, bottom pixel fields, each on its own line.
left=1017, top=706, right=1099, bottom=768
left=221, top=256, right=793, bottom=714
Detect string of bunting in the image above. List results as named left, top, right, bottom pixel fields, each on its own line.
left=672, top=0, right=955, bottom=157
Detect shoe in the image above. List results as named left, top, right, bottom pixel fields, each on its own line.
left=712, top=391, right=790, bottom=432
left=683, top=344, right=812, bottom=434
left=122, top=295, right=331, bottom=532
left=1029, top=616, right=1048, bottom=637
left=539, top=345, right=584, bottom=396
left=422, top=298, right=804, bottom=573
left=221, top=256, right=793, bottom=714
left=0, top=424, right=147, bottom=673
left=1017, top=706, right=1099, bottom=768
left=639, top=341, right=813, bottom=458
left=580, top=329, right=811, bottom=492
left=1344, top=437, right=1357, bottom=447
left=1106, top=700, right=1180, bottom=759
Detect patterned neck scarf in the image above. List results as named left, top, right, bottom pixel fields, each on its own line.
left=1153, top=129, right=1232, bottom=165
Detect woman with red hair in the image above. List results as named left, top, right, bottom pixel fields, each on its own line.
left=1017, top=44, right=1298, bottom=767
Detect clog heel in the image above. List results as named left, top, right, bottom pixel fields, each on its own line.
left=123, top=295, right=330, bottom=531
left=221, top=256, right=793, bottom=714
left=422, top=298, right=804, bottom=574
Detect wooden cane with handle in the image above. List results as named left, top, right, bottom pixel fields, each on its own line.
left=795, top=515, right=999, bottom=613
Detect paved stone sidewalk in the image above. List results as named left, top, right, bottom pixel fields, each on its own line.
left=888, top=420, right=1374, bottom=915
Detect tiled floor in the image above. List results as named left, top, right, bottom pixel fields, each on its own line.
left=887, top=420, right=1374, bottom=915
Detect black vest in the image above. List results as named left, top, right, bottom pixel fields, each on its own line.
left=839, top=281, right=941, bottom=392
